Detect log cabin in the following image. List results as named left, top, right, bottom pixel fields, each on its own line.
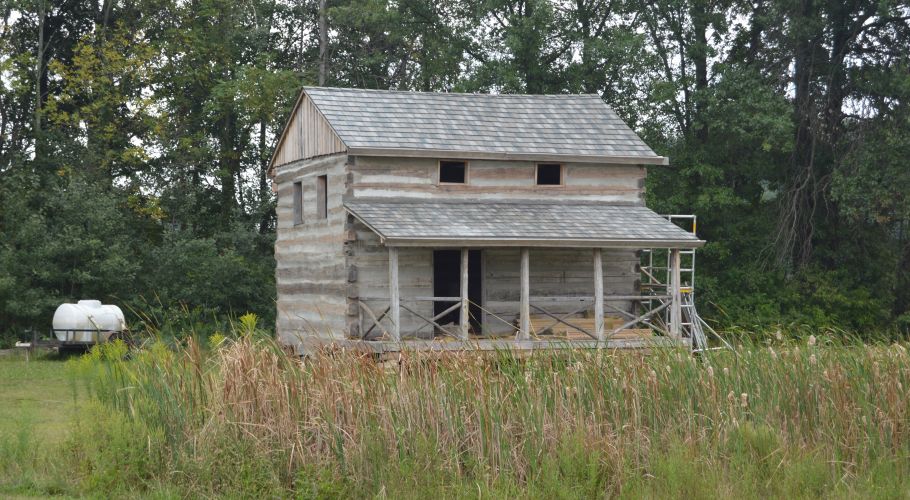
left=269, top=87, right=705, bottom=355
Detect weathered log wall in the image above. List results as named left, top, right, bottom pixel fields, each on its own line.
left=348, top=221, right=435, bottom=338
left=274, top=154, right=349, bottom=351
left=348, top=156, right=645, bottom=203
left=350, top=243, right=638, bottom=336
left=275, top=153, right=648, bottom=347
left=482, top=248, right=639, bottom=333
left=344, top=155, right=644, bottom=336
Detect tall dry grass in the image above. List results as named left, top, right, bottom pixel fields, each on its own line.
left=74, top=332, right=910, bottom=497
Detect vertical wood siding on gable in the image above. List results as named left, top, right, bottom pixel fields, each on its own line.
left=272, top=93, right=347, bottom=168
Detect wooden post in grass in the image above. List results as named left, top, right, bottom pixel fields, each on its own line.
left=389, top=246, right=400, bottom=342
left=669, top=248, right=682, bottom=339
left=460, top=248, right=470, bottom=340
left=593, top=248, right=604, bottom=341
left=519, top=248, right=530, bottom=340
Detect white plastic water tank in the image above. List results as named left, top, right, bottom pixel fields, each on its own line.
left=52, top=300, right=126, bottom=342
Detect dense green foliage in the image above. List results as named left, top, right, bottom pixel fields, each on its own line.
left=3, top=334, right=910, bottom=497
left=1, top=0, right=909, bottom=344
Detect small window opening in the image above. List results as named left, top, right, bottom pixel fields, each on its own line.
left=293, top=181, right=303, bottom=225
left=536, top=164, right=562, bottom=185
left=317, top=175, right=328, bottom=219
left=439, top=160, right=467, bottom=184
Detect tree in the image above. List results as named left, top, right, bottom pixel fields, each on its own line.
left=2, top=0, right=910, bottom=341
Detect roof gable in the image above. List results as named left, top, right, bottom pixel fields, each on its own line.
left=270, top=92, right=346, bottom=169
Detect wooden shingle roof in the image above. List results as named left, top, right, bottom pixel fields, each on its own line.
left=344, top=199, right=703, bottom=248
left=299, top=87, right=667, bottom=165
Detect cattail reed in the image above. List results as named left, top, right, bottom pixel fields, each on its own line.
left=74, top=333, right=910, bottom=495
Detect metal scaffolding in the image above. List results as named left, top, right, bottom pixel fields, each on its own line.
left=641, top=215, right=730, bottom=352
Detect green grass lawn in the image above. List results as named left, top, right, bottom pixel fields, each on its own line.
left=0, top=351, right=87, bottom=498
left=0, top=352, right=83, bottom=446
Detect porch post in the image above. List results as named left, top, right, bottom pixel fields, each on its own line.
left=669, top=248, right=682, bottom=339
left=593, top=248, right=604, bottom=341
left=460, top=248, right=470, bottom=340
left=519, top=247, right=530, bottom=340
left=388, top=246, right=401, bottom=341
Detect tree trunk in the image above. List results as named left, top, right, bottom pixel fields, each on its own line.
left=34, top=0, right=45, bottom=160
left=746, top=0, right=765, bottom=63
left=318, top=0, right=327, bottom=85
left=219, top=110, right=239, bottom=223
left=691, top=0, right=709, bottom=144
left=258, top=120, right=273, bottom=234
left=577, top=0, right=594, bottom=93
left=823, top=2, right=860, bottom=146
left=521, top=1, right=541, bottom=94
left=778, top=0, right=818, bottom=269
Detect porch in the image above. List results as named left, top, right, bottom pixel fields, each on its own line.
left=340, top=199, right=704, bottom=352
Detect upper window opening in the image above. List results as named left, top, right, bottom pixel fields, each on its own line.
left=536, top=164, right=562, bottom=185
left=293, top=181, right=303, bottom=225
left=439, top=161, right=467, bottom=184
left=317, top=175, right=328, bottom=219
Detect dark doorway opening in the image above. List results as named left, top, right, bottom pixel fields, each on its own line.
left=433, top=250, right=482, bottom=333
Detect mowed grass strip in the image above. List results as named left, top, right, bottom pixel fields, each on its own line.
left=0, top=351, right=93, bottom=498
left=0, top=352, right=82, bottom=446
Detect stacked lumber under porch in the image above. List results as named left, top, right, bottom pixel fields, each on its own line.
left=522, top=314, right=653, bottom=340
left=425, top=315, right=654, bottom=341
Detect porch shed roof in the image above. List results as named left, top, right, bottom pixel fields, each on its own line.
left=344, top=199, right=704, bottom=248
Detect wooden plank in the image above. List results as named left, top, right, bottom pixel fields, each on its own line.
left=350, top=182, right=641, bottom=196
left=489, top=295, right=670, bottom=303
left=400, top=304, right=452, bottom=337
left=460, top=248, right=469, bottom=340
left=526, top=314, right=629, bottom=336
left=359, top=303, right=389, bottom=339
left=348, top=148, right=669, bottom=165
left=529, top=304, right=596, bottom=339
left=519, top=248, right=530, bottom=340
left=309, top=336, right=684, bottom=354
left=669, top=249, right=681, bottom=339
left=593, top=248, right=604, bottom=341
left=360, top=296, right=460, bottom=302
left=389, top=247, right=400, bottom=342
left=385, top=238, right=703, bottom=249
left=561, top=328, right=651, bottom=341
left=612, top=300, right=671, bottom=335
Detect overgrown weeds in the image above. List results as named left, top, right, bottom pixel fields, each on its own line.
left=58, top=328, right=910, bottom=498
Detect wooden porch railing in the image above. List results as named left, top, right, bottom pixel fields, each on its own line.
left=360, top=246, right=685, bottom=343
